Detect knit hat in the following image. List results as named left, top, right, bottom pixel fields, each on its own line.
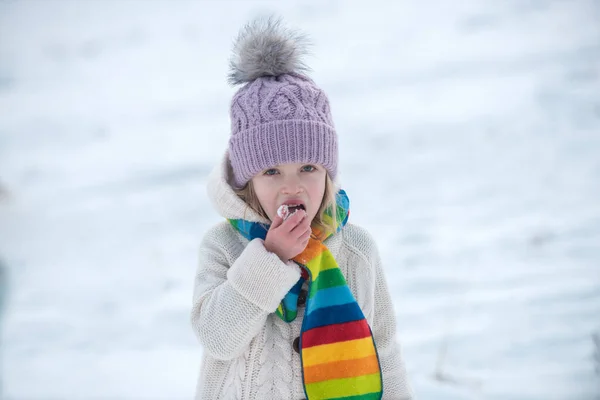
left=227, top=17, right=338, bottom=189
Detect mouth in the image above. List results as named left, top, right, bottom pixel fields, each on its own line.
left=285, top=204, right=305, bottom=213
left=277, top=202, right=306, bottom=220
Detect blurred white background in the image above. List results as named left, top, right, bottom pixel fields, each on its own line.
left=1, top=0, right=599, bottom=399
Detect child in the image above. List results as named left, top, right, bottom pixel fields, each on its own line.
left=191, top=17, right=413, bottom=400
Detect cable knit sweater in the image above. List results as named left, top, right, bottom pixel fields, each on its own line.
left=191, top=154, right=413, bottom=400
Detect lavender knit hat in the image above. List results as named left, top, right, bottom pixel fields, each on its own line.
left=227, top=17, right=338, bottom=189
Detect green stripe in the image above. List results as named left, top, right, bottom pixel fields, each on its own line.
left=336, top=203, right=345, bottom=221
left=275, top=308, right=284, bottom=320
left=305, top=373, right=382, bottom=399
left=309, top=268, right=347, bottom=298
left=322, top=203, right=346, bottom=237
left=335, top=392, right=382, bottom=400
left=283, top=309, right=296, bottom=322
left=276, top=306, right=297, bottom=322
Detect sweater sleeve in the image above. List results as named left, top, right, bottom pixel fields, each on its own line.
left=370, top=241, right=414, bottom=399
left=190, top=227, right=301, bottom=361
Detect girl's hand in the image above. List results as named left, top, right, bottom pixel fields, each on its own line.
left=263, top=210, right=311, bottom=261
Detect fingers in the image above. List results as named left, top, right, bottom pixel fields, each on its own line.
left=290, top=212, right=310, bottom=233
left=281, top=209, right=307, bottom=231
left=291, top=219, right=311, bottom=240
left=299, top=227, right=311, bottom=243
left=299, top=229, right=311, bottom=252
left=270, top=214, right=284, bottom=230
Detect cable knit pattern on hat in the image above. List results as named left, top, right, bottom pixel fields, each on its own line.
left=229, top=73, right=338, bottom=189
left=191, top=154, right=413, bottom=399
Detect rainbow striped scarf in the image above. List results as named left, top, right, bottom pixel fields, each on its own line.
left=228, top=190, right=383, bottom=400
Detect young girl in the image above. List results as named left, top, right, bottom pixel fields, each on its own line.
left=191, top=17, right=413, bottom=400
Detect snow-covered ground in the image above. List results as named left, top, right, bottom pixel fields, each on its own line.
left=1, top=1, right=599, bottom=399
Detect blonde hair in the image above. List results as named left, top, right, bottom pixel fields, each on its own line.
left=234, top=174, right=339, bottom=240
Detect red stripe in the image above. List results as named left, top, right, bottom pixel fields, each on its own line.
left=301, top=319, right=372, bottom=348
left=300, top=267, right=309, bottom=280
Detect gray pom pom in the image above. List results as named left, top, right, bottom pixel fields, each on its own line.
left=228, top=16, right=311, bottom=85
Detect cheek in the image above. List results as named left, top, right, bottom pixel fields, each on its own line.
left=252, top=180, right=278, bottom=218
left=262, top=198, right=276, bottom=217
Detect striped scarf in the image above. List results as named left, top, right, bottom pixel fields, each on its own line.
left=228, top=190, right=383, bottom=400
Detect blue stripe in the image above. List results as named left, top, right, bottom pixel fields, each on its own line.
left=307, top=285, right=355, bottom=316
left=303, top=302, right=364, bottom=331
left=337, top=190, right=349, bottom=210
left=249, top=222, right=268, bottom=240
left=282, top=279, right=303, bottom=311
left=229, top=219, right=268, bottom=240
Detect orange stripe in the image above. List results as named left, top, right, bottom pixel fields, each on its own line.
left=303, top=355, right=380, bottom=384
left=293, top=238, right=323, bottom=266
left=303, top=336, right=376, bottom=367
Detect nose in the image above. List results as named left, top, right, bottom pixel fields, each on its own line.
left=281, top=175, right=303, bottom=194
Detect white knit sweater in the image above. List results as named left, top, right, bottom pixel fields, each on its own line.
left=191, top=154, right=413, bottom=400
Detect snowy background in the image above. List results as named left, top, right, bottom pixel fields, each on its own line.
left=1, top=0, right=600, bottom=399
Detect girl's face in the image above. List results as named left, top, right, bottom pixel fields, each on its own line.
left=251, top=163, right=327, bottom=223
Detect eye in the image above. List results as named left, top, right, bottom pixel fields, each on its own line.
left=263, top=168, right=279, bottom=176
left=301, top=165, right=317, bottom=172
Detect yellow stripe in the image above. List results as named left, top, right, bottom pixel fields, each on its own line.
left=305, top=373, right=381, bottom=399
left=306, top=250, right=338, bottom=281
left=302, top=337, right=377, bottom=367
